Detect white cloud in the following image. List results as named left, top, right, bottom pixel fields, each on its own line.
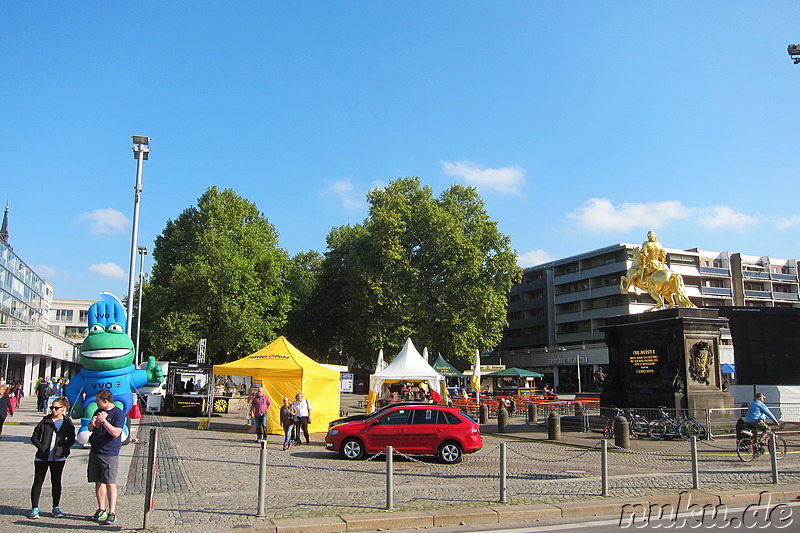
left=775, top=215, right=800, bottom=230
left=78, top=208, right=129, bottom=235
left=567, top=198, right=691, bottom=233
left=518, top=250, right=554, bottom=268
left=441, top=160, right=525, bottom=195
left=696, top=206, right=758, bottom=230
left=319, top=178, right=365, bottom=210
left=89, top=262, right=126, bottom=279
left=31, top=264, right=57, bottom=279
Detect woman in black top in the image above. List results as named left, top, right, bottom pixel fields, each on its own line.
left=29, top=396, right=76, bottom=519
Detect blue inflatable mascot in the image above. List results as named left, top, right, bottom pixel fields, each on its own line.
left=65, top=293, right=164, bottom=444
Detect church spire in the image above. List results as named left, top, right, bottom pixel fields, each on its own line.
left=0, top=204, right=9, bottom=247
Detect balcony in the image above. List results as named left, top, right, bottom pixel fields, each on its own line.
left=744, top=290, right=772, bottom=299
left=773, top=292, right=800, bottom=301
left=772, top=273, right=798, bottom=282
left=700, top=286, right=732, bottom=296
left=743, top=270, right=770, bottom=280
left=699, top=266, right=730, bottom=276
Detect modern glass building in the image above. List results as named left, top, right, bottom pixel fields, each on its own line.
left=0, top=206, right=80, bottom=396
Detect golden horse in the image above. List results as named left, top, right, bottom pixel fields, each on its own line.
left=619, top=247, right=696, bottom=311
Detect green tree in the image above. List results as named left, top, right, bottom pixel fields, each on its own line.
left=142, top=187, right=290, bottom=363
left=280, top=250, right=323, bottom=352
left=307, top=177, right=521, bottom=365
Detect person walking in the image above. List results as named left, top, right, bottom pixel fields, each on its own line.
left=279, top=397, right=297, bottom=450
left=0, top=385, right=15, bottom=440
left=28, top=396, right=76, bottom=519
left=87, top=389, right=124, bottom=525
left=250, top=386, right=272, bottom=443
left=292, top=392, right=312, bottom=445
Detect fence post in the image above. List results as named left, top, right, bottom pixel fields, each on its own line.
left=770, top=437, right=779, bottom=485
left=706, top=409, right=714, bottom=440
left=257, top=440, right=267, bottom=517
left=142, top=428, right=158, bottom=530
left=499, top=443, right=507, bottom=503
left=601, top=439, right=608, bottom=497
left=690, top=436, right=700, bottom=490
left=386, top=446, right=394, bottom=510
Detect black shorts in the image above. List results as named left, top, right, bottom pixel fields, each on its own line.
left=88, top=453, right=119, bottom=484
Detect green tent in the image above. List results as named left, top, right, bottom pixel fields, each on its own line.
left=484, top=367, right=544, bottom=378
left=432, top=353, right=463, bottom=377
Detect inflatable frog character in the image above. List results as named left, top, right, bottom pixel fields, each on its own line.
left=65, top=293, right=164, bottom=444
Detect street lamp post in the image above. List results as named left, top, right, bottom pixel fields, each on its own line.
left=126, top=136, right=150, bottom=336
left=135, top=245, right=148, bottom=366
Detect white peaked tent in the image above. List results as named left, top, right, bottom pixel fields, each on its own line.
left=367, top=338, right=445, bottom=413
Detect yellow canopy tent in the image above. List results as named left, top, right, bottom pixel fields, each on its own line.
left=212, top=336, right=340, bottom=434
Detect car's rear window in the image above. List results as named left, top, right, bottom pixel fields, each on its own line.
left=410, top=409, right=440, bottom=424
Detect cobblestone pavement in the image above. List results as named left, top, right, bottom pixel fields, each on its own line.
left=1, top=400, right=799, bottom=532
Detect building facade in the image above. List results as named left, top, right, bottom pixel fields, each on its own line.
left=489, top=242, right=799, bottom=392
left=0, top=207, right=81, bottom=396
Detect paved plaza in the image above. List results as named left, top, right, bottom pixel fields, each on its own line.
left=0, top=396, right=799, bottom=532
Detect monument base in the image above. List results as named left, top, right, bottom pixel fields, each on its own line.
left=600, top=308, right=734, bottom=411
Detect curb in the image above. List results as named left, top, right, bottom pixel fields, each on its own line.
left=225, top=485, right=800, bottom=533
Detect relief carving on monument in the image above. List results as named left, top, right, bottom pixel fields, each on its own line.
left=688, top=340, right=714, bottom=385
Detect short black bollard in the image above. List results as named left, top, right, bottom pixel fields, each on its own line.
left=547, top=411, right=561, bottom=440
left=527, top=402, right=536, bottom=424
left=497, top=404, right=509, bottom=432
left=614, top=415, right=629, bottom=449
left=479, top=403, right=489, bottom=424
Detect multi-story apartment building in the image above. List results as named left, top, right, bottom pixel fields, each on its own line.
left=48, top=299, right=94, bottom=341
left=488, top=242, right=799, bottom=393
left=0, top=207, right=80, bottom=395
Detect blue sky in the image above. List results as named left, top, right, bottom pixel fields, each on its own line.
left=3, top=3, right=800, bottom=301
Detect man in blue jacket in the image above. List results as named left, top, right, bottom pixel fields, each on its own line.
left=744, top=392, right=781, bottom=442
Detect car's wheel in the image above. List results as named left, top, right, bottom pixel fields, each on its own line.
left=341, top=438, right=364, bottom=460
left=439, top=441, right=463, bottom=464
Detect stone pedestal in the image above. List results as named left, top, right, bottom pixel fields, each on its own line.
left=599, top=308, right=734, bottom=411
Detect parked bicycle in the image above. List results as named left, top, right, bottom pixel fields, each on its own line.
left=602, top=407, right=625, bottom=438
left=736, top=427, right=787, bottom=462
left=627, top=408, right=650, bottom=439
left=648, top=406, right=705, bottom=441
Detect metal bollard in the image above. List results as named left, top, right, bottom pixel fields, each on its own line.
left=547, top=411, right=561, bottom=440
left=479, top=403, right=489, bottom=424
left=614, top=416, right=629, bottom=449
left=527, top=402, right=536, bottom=424
left=386, top=446, right=394, bottom=510
left=600, top=439, right=608, bottom=497
left=770, top=437, right=779, bottom=484
left=257, top=440, right=267, bottom=517
left=499, top=443, right=507, bottom=503
left=691, top=436, right=699, bottom=490
left=497, top=405, right=509, bottom=433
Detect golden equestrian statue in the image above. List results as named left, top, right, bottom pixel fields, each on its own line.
left=619, top=231, right=697, bottom=311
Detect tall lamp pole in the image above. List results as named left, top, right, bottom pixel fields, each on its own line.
left=126, top=136, right=150, bottom=336
left=135, top=246, right=148, bottom=366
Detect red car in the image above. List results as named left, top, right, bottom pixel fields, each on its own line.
left=325, top=404, right=482, bottom=463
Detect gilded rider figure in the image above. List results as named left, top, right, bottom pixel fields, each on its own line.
left=639, top=231, right=667, bottom=281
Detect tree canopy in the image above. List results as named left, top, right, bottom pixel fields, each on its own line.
left=141, top=187, right=290, bottom=363
left=303, top=177, right=521, bottom=365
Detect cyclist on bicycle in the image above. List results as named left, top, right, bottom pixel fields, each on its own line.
left=744, top=392, right=781, bottom=442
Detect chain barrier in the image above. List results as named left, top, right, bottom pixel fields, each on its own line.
left=390, top=445, right=500, bottom=476
left=606, top=439, right=689, bottom=455
left=264, top=446, right=387, bottom=472
left=507, top=442, right=595, bottom=463
left=697, top=438, right=740, bottom=451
